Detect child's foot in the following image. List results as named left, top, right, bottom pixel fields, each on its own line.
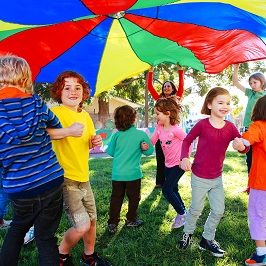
left=107, top=224, right=117, bottom=234
left=0, top=219, right=11, bottom=229
left=125, top=219, right=143, bottom=227
left=80, top=252, right=112, bottom=266
left=245, top=252, right=266, bottom=266
left=59, top=253, right=73, bottom=266
left=178, top=233, right=193, bottom=249
left=198, top=237, right=225, bottom=257
left=24, top=226, right=35, bottom=245
left=172, top=213, right=186, bottom=229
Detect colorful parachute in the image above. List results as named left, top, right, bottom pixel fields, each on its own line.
left=0, top=0, right=265, bottom=95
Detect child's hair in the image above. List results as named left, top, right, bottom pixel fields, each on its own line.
left=249, top=72, right=266, bottom=90
left=114, top=105, right=136, bottom=131
left=155, top=97, right=182, bottom=125
left=160, top=81, right=177, bottom=97
left=51, top=71, right=90, bottom=112
left=0, top=54, right=33, bottom=92
left=251, top=95, right=266, bottom=121
left=201, top=87, right=230, bottom=115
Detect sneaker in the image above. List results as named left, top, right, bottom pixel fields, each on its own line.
left=125, top=219, right=143, bottom=227
left=59, top=253, right=74, bottom=266
left=24, top=226, right=35, bottom=245
left=172, top=213, right=186, bottom=229
left=107, top=224, right=117, bottom=234
left=80, top=252, right=112, bottom=266
left=178, top=233, right=193, bottom=249
left=199, top=237, right=225, bottom=257
left=245, top=252, right=266, bottom=266
left=0, top=219, right=11, bottom=229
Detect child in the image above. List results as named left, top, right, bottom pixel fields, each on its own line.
left=178, top=87, right=244, bottom=257
left=147, top=66, right=184, bottom=188
left=150, top=98, right=187, bottom=229
left=106, top=105, right=154, bottom=234
left=0, top=55, right=83, bottom=265
left=233, top=95, right=266, bottom=266
left=50, top=71, right=111, bottom=266
left=232, top=64, right=266, bottom=174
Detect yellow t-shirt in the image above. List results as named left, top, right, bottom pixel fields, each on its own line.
left=51, top=105, right=95, bottom=182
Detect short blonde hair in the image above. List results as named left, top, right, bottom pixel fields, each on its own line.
left=0, top=54, right=33, bottom=92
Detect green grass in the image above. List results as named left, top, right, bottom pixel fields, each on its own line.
left=0, top=151, right=252, bottom=266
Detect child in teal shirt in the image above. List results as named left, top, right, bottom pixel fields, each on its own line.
left=106, top=105, right=154, bottom=234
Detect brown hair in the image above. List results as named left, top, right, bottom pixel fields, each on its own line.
left=249, top=72, right=266, bottom=90
left=251, top=95, right=266, bottom=121
left=160, top=80, right=177, bottom=97
left=0, top=54, right=33, bottom=92
left=201, top=87, right=230, bottom=115
left=155, top=97, right=183, bottom=125
left=114, top=105, right=136, bottom=131
left=51, top=71, right=89, bottom=112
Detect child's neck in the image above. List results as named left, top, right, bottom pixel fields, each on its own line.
left=209, top=115, right=225, bottom=129
left=162, top=121, right=172, bottom=130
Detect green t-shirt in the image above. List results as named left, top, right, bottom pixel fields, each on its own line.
left=244, top=89, right=266, bottom=128
left=106, top=126, right=154, bottom=181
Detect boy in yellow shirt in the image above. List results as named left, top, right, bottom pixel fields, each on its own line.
left=51, top=71, right=111, bottom=266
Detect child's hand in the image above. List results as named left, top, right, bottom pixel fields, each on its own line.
left=232, top=64, right=240, bottom=72
left=91, top=135, right=102, bottom=147
left=180, top=158, right=191, bottom=171
left=68, top=123, right=84, bottom=137
left=232, top=137, right=245, bottom=151
left=141, top=142, right=149, bottom=151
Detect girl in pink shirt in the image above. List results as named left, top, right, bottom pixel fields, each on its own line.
left=151, top=98, right=187, bottom=229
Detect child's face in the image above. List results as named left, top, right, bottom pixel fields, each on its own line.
left=207, top=94, right=231, bottom=118
left=249, top=78, right=263, bottom=92
left=163, top=82, right=174, bottom=97
left=154, top=107, right=170, bottom=125
left=61, top=77, right=83, bottom=111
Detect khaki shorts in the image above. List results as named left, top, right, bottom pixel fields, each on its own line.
left=63, top=178, right=97, bottom=228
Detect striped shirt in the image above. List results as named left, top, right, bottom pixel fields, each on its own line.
left=0, top=88, right=63, bottom=197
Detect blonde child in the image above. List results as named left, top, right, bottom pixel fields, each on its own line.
left=179, top=87, right=245, bottom=257
left=233, top=95, right=266, bottom=266
left=106, top=105, right=154, bottom=234
left=50, top=71, right=111, bottom=266
left=0, top=55, right=83, bottom=265
left=150, top=98, right=187, bottom=229
left=232, top=64, right=266, bottom=174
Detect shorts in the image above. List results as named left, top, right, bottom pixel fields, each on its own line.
left=63, top=178, right=97, bottom=228
left=248, top=188, right=266, bottom=240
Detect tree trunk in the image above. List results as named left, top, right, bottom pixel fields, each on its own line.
left=98, top=97, right=110, bottom=126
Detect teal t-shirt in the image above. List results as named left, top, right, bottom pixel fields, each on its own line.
left=244, top=89, right=266, bottom=128
left=106, top=126, right=154, bottom=181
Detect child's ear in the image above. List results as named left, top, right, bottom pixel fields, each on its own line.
left=166, top=111, right=171, bottom=116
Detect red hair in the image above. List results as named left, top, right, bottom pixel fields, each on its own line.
left=51, top=71, right=90, bottom=111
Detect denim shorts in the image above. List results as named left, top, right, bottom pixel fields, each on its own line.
left=63, top=178, right=97, bottom=228
left=248, top=188, right=266, bottom=240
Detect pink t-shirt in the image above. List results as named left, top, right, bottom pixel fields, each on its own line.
left=151, top=124, right=186, bottom=167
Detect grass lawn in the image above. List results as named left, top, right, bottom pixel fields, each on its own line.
left=0, top=151, right=253, bottom=266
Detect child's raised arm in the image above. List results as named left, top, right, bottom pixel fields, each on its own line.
left=232, top=64, right=246, bottom=92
